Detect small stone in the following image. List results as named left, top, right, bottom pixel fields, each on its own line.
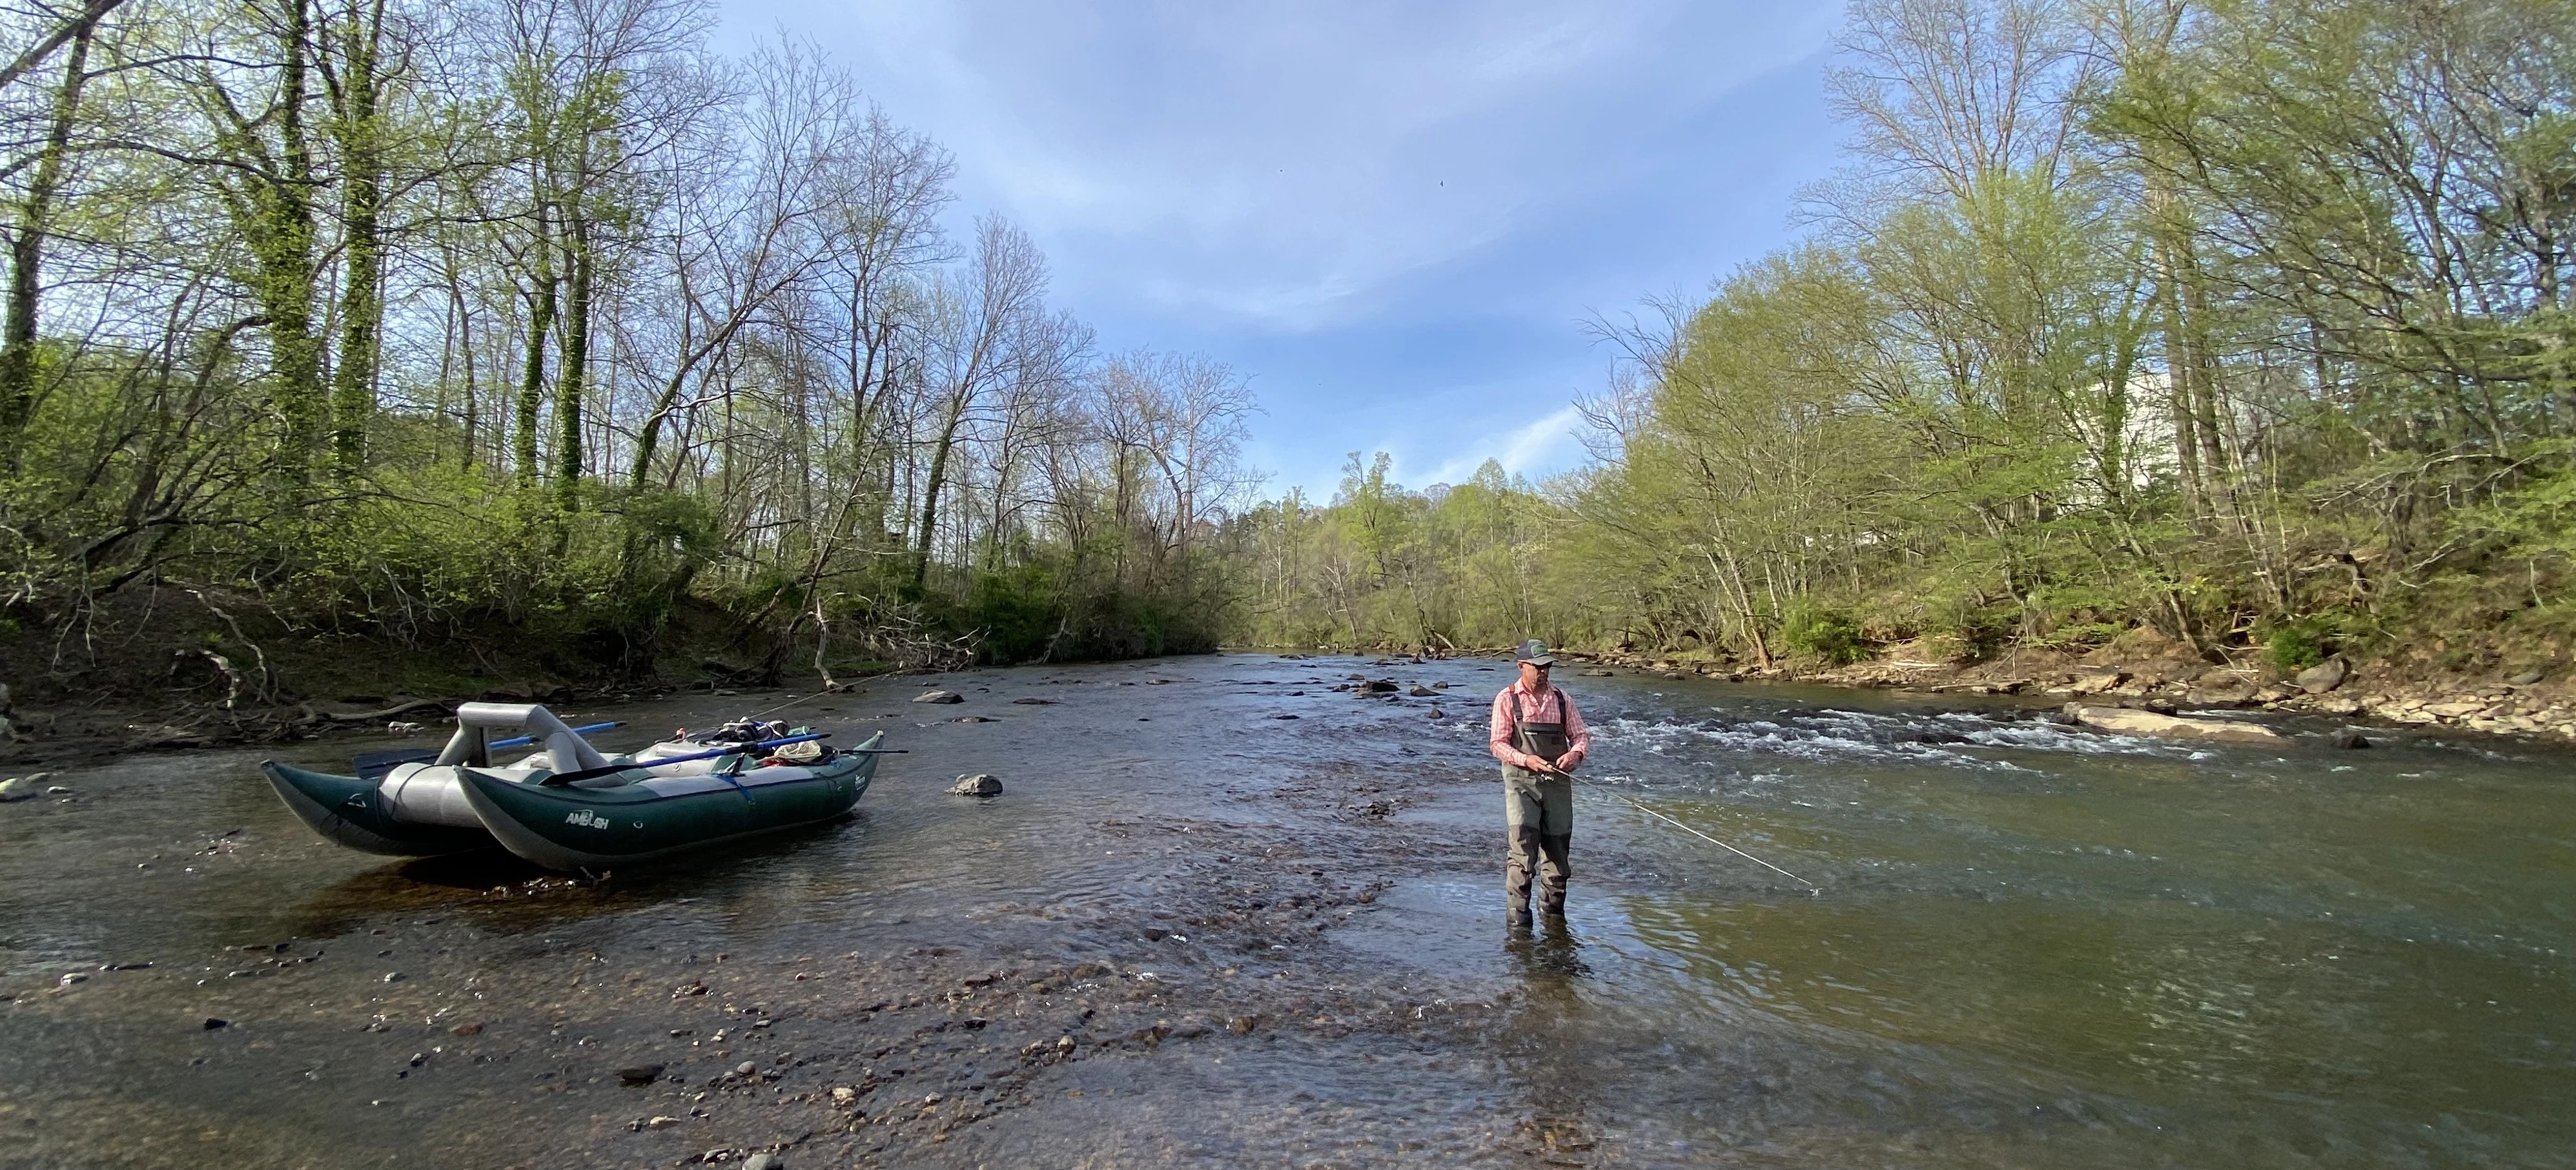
left=912, top=690, right=965, bottom=704
left=1010, top=697, right=1058, bottom=705
left=831, top=1086, right=857, bottom=1104
left=735, top=1061, right=758, bottom=1077
left=2508, top=668, right=2547, bottom=686
left=1270, top=713, right=1298, bottom=720
left=2333, top=731, right=2372, bottom=750
left=45, top=785, right=70, bottom=795
left=57, top=972, right=86, bottom=988
left=202, top=1017, right=228, bottom=1030
left=618, top=1063, right=666, bottom=1085
left=644, top=1115, right=681, bottom=1129
left=952, top=715, right=998, bottom=723
left=382, top=972, right=404, bottom=983
left=451, top=1021, right=482, bottom=1035
left=742, top=1155, right=779, bottom=1170
left=948, top=774, right=1002, bottom=797
left=1409, top=686, right=1436, bottom=697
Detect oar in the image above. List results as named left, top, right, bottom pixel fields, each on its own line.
left=487, top=721, right=622, bottom=751
left=1537, top=765, right=1821, bottom=892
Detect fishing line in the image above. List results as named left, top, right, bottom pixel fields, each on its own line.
left=1557, top=771, right=1821, bottom=893
left=750, top=688, right=837, bottom=719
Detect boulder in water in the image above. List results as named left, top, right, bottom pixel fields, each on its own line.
left=1409, top=686, right=1436, bottom=697
left=949, top=774, right=1003, bottom=797
left=2065, top=703, right=2285, bottom=744
left=914, top=690, right=965, bottom=704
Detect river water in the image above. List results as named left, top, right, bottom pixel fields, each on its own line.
left=1, top=653, right=2568, bottom=1168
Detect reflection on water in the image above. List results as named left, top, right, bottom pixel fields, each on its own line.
left=1, top=656, right=2569, bottom=1167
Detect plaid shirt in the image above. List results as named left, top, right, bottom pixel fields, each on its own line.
left=1489, top=680, right=1591, bottom=771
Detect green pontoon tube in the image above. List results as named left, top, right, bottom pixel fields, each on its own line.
left=261, top=703, right=886, bottom=870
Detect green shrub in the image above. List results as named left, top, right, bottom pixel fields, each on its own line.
left=1781, top=603, right=1870, bottom=665
left=2265, top=615, right=2335, bottom=671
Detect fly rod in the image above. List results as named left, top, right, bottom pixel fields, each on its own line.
left=1538, top=766, right=1821, bottom=892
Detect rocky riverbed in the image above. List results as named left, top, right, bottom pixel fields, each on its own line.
left=5, top=654, right=2570, bottom=1168
left=1564, top=639, right=2576, bottom=743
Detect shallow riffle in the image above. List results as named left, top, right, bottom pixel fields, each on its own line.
left=2, top=655, right=2569, bottom=1168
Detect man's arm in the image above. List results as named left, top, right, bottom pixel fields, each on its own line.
left=1489, top=692, right=1542, bottom=770
left=1558, top=693, right=1591, bottom=770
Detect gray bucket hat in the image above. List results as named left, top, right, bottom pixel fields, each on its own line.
left=1515, top=639, right=1557, bottom=666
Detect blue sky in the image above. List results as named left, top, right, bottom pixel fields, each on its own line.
left=712, top=1, right=1848, bottom=499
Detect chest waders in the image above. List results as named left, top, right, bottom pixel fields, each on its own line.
left=1504, top=690, right=1574, bottom=923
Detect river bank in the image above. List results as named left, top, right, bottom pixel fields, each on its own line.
left=5, top=653, right=2568, bottom=1168
left=1529, top=636, right=2576, bottom=745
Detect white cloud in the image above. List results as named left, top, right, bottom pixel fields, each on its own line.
left=1412, top=404, right=1586, bottom=488
left=730, top=0, right=1836, bottom=333
left=719, top=0, right=1846, bottom=501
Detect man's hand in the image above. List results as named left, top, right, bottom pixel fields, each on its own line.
left=1552, top=752, right=1584, bottom=774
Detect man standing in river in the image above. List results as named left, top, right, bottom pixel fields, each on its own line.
left=1491, top=639, right=1591, bottom=929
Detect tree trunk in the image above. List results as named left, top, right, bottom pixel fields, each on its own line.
left=327, top=0, right=387, bottom=475
left=911, top=389, right=969, bottom=591
left=556, top=218, right=592, bottom=506
left=245, top=0, right=326, bottom=482
left=0, top=23, right=91, bottom=445
left=515, top=211, right=557, bottom=488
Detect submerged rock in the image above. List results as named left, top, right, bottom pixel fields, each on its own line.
left=2333, top=730, right=2373, bottom=750
left=914, top=690, right=966, bottom=704
left=1409, top=686, right=1436, bottom=697
left=949, top=774, right=1003, bottom=797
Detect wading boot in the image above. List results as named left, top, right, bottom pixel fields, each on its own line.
left=1508, top=903, right=1534, bottom=932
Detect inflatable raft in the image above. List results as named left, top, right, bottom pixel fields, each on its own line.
left=261, top=703, right=886, bottom=870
